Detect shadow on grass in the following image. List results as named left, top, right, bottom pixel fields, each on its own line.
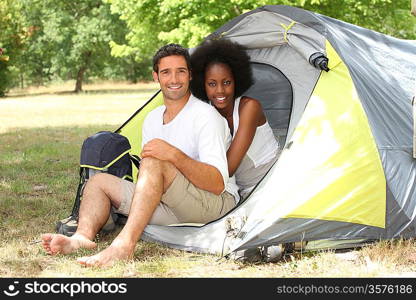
left=0, top=124, right=177, bottom=245
left=0, top=125, right=114, bottom=238
left=0, top=125, right=195, bottom=277
left=81, top=88, right=159, bottom=95
left=5, top=87, right=159, bottom=99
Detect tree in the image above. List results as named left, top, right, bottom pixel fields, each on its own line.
left=106, top=0, right=275, bottom=60
left=3, top=0, right=413, bottom=95
left=299, top=0, right=416, bottom=40
left=0, top=0, right=27, bottom=96
left=106, top=0, right=415, bottom=69
left=20, top=0, right=130, bottom=92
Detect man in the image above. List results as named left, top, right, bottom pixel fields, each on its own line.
left=41, top=44, right=239, bottom=267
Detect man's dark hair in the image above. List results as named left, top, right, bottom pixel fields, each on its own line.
left=190, top=39, right=253, bottom=102
left=152, top=43, right=191, bottom=73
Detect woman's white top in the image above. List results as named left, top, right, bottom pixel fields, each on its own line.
left=232, top=97, right=280, bottom=198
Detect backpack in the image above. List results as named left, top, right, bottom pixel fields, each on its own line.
left=55, top=131, right=140, bottom=236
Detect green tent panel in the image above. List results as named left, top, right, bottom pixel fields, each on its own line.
left=117, top=91, right=163, bottom=179
left=259, top=41, right=386, bottom=229
left=115, top=5, right=416, bottom=259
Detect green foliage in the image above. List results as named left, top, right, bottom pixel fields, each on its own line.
left=1, top=0, right=414, bottom=94
left=0, top=0, right=27, bottom=96
left=19, top=0, right=133, bottom=91
left=106, top=0, right=415, bottom=70
left=106, top=0, right=275, bottom=58
left=299, top=0, right=416, bottom=39
left=1, top=0, right=140, bottom=92
left=0, top=54, right=11, bottom=97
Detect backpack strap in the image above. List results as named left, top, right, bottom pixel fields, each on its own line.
left=129, top=154, right=141, bottom=169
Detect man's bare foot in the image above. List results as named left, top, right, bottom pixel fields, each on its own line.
left=77, top=243, right=134, bottom=267
left=41, top=233, right=96, bottom=255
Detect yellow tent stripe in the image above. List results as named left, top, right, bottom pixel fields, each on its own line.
left=118, top=92, right=164, bottom=182
left=283, top=41, right=386, bottom=228
left=280, top=21, right=296, bottom=42
left=80, top=149, right=131, bottom=170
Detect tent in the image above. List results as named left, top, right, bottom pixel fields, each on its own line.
left=115, top=5, right=416, bottom=260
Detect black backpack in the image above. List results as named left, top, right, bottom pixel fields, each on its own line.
left=55, top=131, right=140, bottom=236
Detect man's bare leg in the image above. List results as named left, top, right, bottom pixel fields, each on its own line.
left=41, top=173, right=125, bottom=255
left=77, top=157, right=177, bottom=267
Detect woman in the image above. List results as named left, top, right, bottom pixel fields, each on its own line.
left=190, top=39, right=279, bottom=199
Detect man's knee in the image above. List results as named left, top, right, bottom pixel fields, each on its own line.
left=85, top=173, right=117, bottom=191
left=84, top=173, right=124, bottom=206
left=140, top=157, right=176, bottom=173
left=139, top=157, right=178, bottom=188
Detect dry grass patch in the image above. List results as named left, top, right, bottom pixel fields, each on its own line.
left=1, top=85, right=416, bottom=278
left=7, top=81, right=159, bottom=97
left=0, top=81, right=159, bottom=134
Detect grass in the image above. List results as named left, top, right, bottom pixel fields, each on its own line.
left=1, top=82, right=416, bottom=278
left=1, top=81, right=159, bottom=134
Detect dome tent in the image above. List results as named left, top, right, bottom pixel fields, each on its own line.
left=116, top=5, right=416, bottom=260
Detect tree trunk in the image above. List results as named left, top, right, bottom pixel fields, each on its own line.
left=74, top=51, right=92, bottom=93
left=412, top=0, right=416, bottom=16
left=20, top=73, right=24, bottom=89
left=75, top=66, right=86, bottom=93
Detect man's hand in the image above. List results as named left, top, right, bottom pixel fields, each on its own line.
left=141, top=138, right=178, bottom=162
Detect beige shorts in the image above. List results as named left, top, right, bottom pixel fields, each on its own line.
left=115, top=172, right=236, bottom=225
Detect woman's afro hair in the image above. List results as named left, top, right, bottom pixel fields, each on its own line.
left=190, top=39, right=253, bottom=102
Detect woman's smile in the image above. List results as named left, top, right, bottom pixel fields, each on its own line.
left=205, top=62, right=235, bottom=111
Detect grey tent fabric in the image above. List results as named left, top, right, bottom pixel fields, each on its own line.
left=244, top=63, right=292, bottom=147
left=315, top=16, right=416, bottom=241
left=255, top=8, right=416, bottom=241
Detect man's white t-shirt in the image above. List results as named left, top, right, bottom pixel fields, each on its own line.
left=142, top=95, right=240, bottom=203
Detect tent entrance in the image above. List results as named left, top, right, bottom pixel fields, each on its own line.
left=244, top=62, right=293, bottom=149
